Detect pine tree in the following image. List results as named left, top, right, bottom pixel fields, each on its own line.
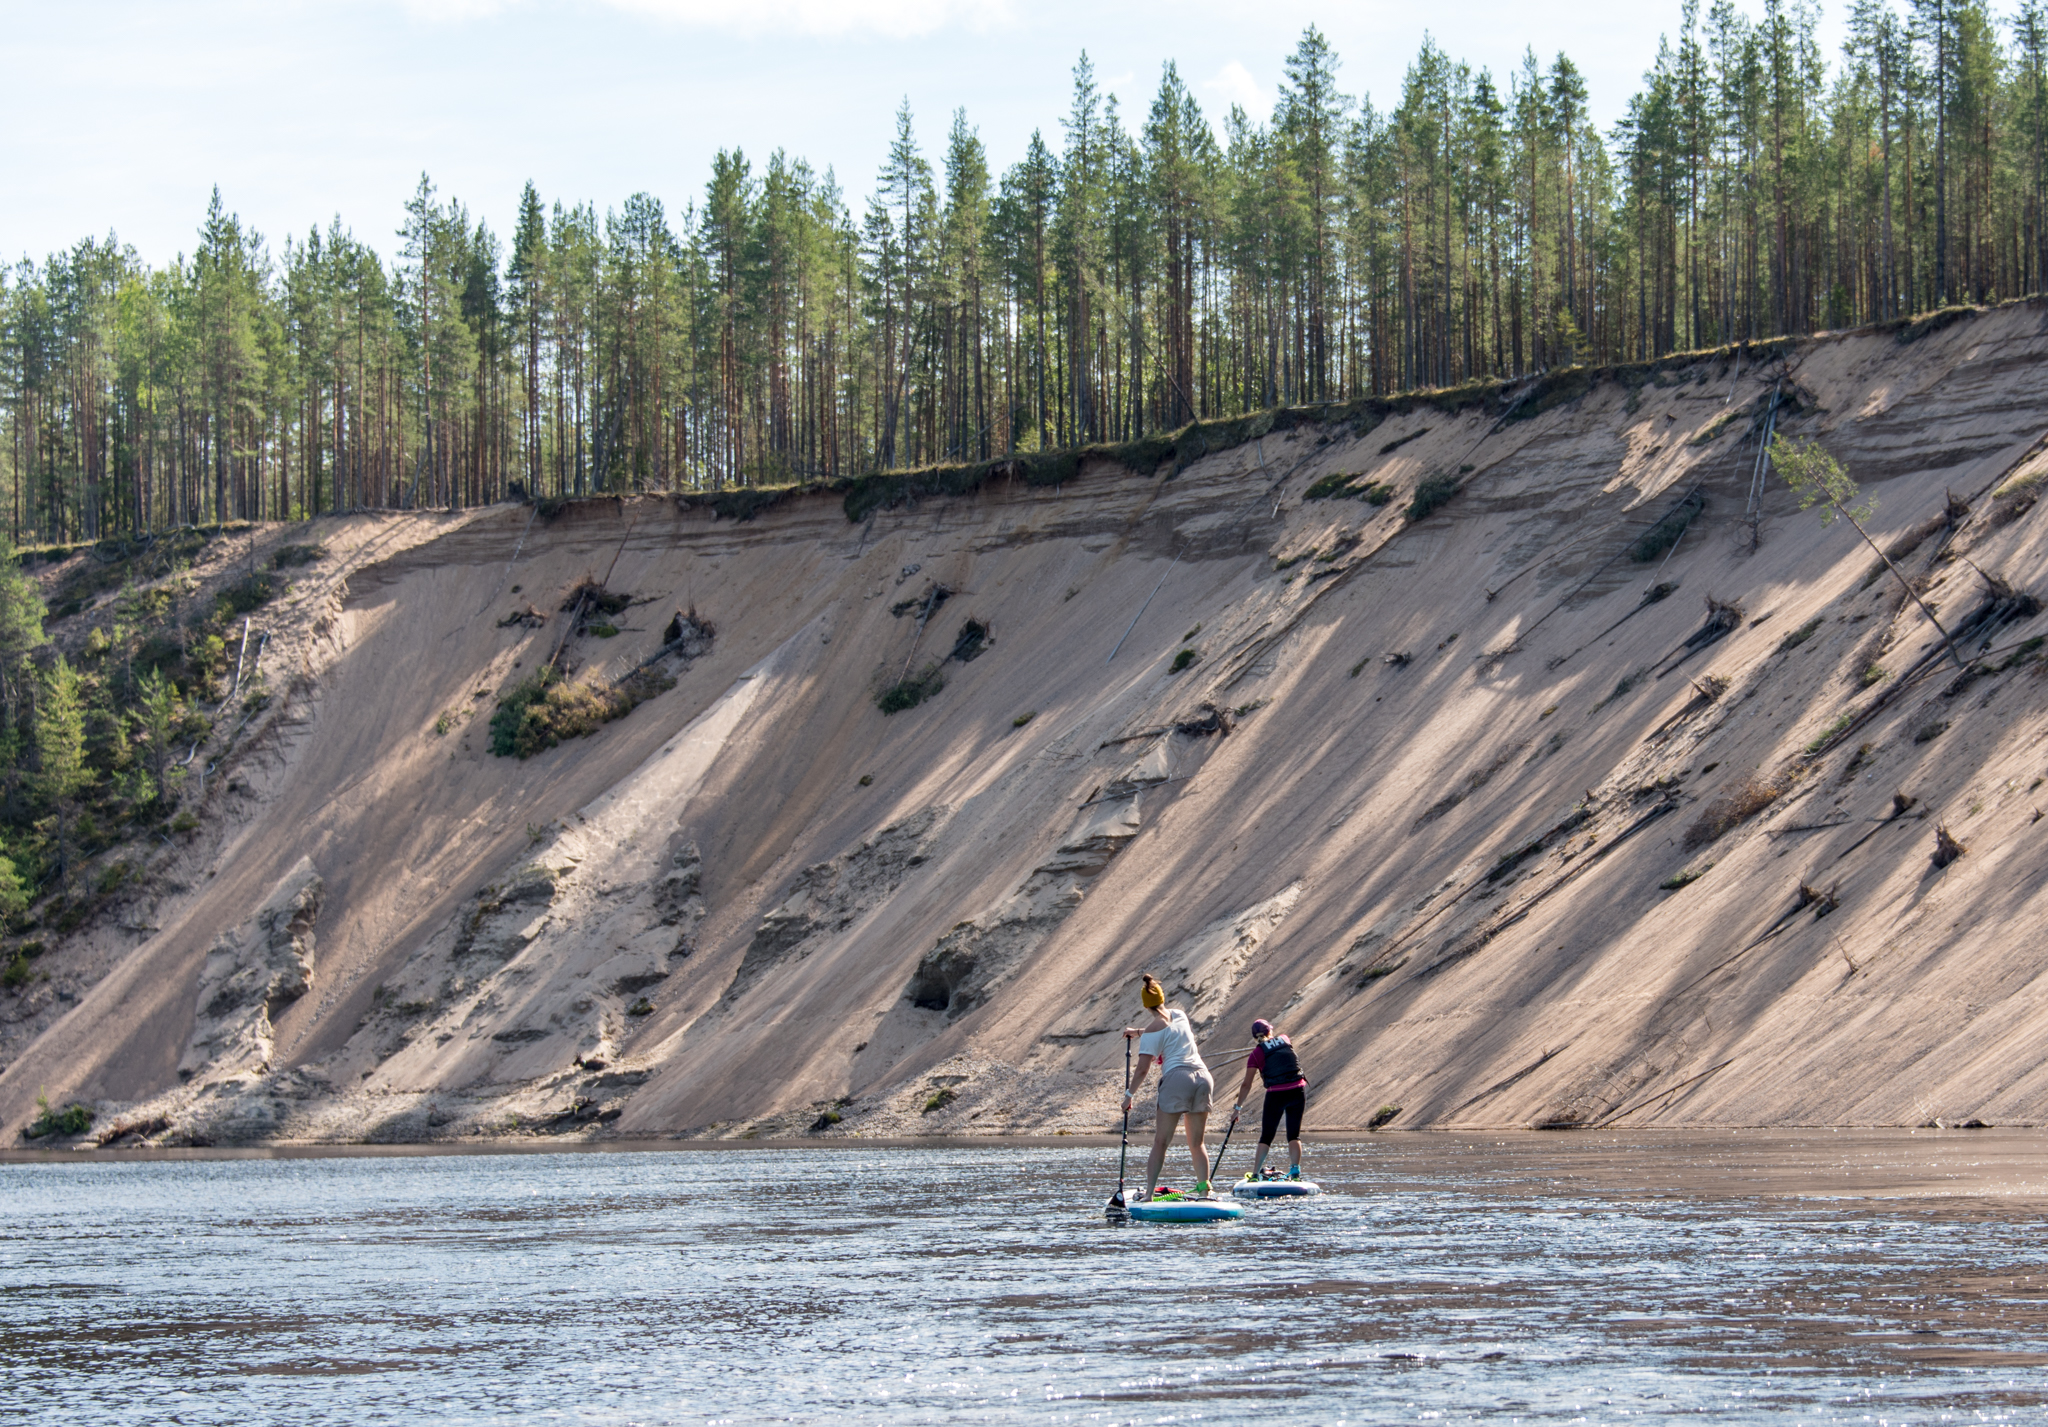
left=509, top=182, right=548, bottom=498
left=0, top=837, right=27, bottom=922
left=1281, top=26, right=1347, bottom=401
left=33, top=655, right=90, bottom=885
left=133, top=668, right=182, bottom=809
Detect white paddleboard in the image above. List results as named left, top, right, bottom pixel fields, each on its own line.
left=1232, top=1177, right=1322, bottom=1198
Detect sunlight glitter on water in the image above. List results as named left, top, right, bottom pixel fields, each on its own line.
left=3, top=1141, right=2047, bottom=1423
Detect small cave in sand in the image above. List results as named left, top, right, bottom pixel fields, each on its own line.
left=561, top=580, right=634, bottom=637
left=950, top=619, right=991, bottom=662
left=661, top=610, right=716, bottom=655
left=889, top=584, right=952, bottom=621
left=905, top=943, right=978, bottom=1012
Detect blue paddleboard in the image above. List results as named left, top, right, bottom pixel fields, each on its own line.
left=1126, top=1197, right=1244, bottom=1222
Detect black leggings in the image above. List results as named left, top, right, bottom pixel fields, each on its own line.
left=1259, top=1087, right=1306, bottom=1145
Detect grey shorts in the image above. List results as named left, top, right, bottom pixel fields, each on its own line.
left=1156, top=1064, right=1215, bottom=1115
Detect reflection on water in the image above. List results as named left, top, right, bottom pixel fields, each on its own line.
left=3, top=1140, right=2046, bottom=1423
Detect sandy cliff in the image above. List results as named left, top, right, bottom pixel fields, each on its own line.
left=8, top=303, right=2048, bottom=1146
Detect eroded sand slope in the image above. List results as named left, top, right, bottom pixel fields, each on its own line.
left=9, top=304, right=2048, bottom=1145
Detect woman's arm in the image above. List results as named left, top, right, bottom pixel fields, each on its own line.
left=1232, top=1065, right=1257, bottom=1114
left=1121, top=1052, right=1156, bottom=1108
left=1120, top=1013, right=1168, bottom=1107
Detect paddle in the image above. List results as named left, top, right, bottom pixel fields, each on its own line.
left=1207, top=1101, right=1244, bottom=1197
left=1107, top=1038, right=1133, bottom=1212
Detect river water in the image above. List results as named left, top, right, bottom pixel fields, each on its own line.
left=4, top=1136, right=2046, bottom=1423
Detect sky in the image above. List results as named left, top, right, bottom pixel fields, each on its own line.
left=3, top=0, right=1852, bottom=270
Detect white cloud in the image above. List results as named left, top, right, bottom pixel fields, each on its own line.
left=392, top=0, right=521, bottom=18
left=596, top=0, right=1014, bottom=38
left=1200, top=59, right=1267, bottom=121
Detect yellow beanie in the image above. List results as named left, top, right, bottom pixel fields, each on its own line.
left=1140, top=974, right=1164, bottom=1009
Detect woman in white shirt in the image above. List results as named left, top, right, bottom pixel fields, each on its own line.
left=1121, top=974, right=1216, bottom=1199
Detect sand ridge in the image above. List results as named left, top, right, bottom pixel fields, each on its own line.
left=7, top=304, right=2048, bottom=1148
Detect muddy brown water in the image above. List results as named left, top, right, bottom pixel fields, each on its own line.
left=4, top=1131, right=2046, bottom=1423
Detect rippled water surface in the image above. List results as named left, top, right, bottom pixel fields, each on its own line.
left=6, top=1140, right=2048, bottom=1423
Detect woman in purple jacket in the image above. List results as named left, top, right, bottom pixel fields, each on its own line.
left=1228, top=1018, right=1308, bottom=1180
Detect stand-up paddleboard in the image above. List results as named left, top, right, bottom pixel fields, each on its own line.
left=1232, top=1176, right=1322, bottom=1198
left=1127, top=1195, right=1244, bottom=1223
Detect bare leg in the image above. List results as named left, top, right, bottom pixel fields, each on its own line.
left=1288, top=1138, right=1303, bottom=1171
left=1183, top=1111, right=1210, bottom=1186
left=1141, top=1112, right=1180, bottom=1196
left=1252, top=1142, right=1272, bottom=1176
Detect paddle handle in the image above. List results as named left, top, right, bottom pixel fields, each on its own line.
left=1210, top=1103, right=1241, bottom=1189
left=1111, top=1036, right=1132, bottom=1206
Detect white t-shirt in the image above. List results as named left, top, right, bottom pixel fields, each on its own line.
left=1137, top=1008, right=1207, bottom=1075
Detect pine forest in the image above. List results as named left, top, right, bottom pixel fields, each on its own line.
left=10, top=3, right=2048, bottom=541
